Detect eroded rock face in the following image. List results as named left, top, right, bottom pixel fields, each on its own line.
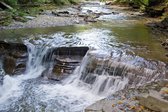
left=3, top=56, right=16, bottom=75
left=0, top=41, right=28, bottom=75
left=0, top=41, right=89, bottom=80
left=79, top=51, right=167, bottom=86
left=41, top=47, right=89, bottom=81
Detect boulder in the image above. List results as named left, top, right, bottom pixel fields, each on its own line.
left=137, top=90, right=168, bottom=112
left=85, top=99, right=115, bottom=112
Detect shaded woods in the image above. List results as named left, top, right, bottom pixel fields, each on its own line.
left=1, top=0, right=79, bottom=6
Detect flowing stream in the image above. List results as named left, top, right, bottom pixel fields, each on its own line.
left=0, top=1, right=167, bottom=112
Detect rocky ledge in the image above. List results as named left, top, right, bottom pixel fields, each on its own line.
left=85, top=80, right=168, bottom=112
left=0, top=41, right=89, bottom=81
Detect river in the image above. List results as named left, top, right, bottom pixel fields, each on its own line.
left=0, top=1, right=167, bottom=112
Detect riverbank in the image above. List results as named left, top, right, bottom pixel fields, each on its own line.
left=0, top=1, right=154, bottom=30
left=85, top=80, right=168, bottom=112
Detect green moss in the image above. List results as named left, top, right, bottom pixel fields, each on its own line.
left=0, top=11, right=12, bottom=26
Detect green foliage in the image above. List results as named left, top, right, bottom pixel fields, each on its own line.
left=2, top=0, right=17, bottom=6
left=115, top=0, right=167, bottom=8
left=2, top=0, right=79, bottom=6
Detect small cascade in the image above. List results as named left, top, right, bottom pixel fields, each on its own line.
left=0, top=60, right=5, bottom=85
left=70, top=50, right=167, bottom=96
left=70, top=51, right=128, bottom=96
left=0, top=41, right=54, bottom=102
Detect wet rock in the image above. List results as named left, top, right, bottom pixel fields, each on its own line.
left=0, top=41, right=28, bottom=75
left=84, top=16, right=97, bottom=23
left=9, top=51, right=27, bottom=59
left=80, top=51, right=166, bottom=86
left=87, top=10, right=93, bottom=13
left=78, top=13, right=87, bottom=17
left=161, top=17, right=168, bottom=28
left=3, top=56, right=16, bottom=75
left=53, top=47, right=89, bottom=56
left=52, top=10, right=70, bottom=17
left=137, top=90, right=168, bottom=112
left=41, top=47, right=89, bottom=80
left=16, top=63, right=26, bottom=69
left=145, top=8, right=164, bottom=17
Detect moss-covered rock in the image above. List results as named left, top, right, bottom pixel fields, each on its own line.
left=0, top=11, right=12, bottom=26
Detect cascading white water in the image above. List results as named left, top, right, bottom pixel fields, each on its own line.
left=67, top=50, right=129, bottom=97
left=0, top=59, right=5, bottom=85
left=0, top=40, right=51, bottom=104
left=0, top=41, right=130, bottom=112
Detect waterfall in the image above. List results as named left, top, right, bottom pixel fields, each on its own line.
left=0, top=59, right=5, bottom=85
left=66, top=50, right=129, bottom=96
left=0, top=41, right=53, bottom=103
left=0, top=40, right=166, bottom=110
left=67, top=50, right=167, bottom=96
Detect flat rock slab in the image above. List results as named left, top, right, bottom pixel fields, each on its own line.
left=85, top=99, right=114, bottom=112
left=85, top=98, right=130, bottom=112
left=137, top=90, right=168, bottom=112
